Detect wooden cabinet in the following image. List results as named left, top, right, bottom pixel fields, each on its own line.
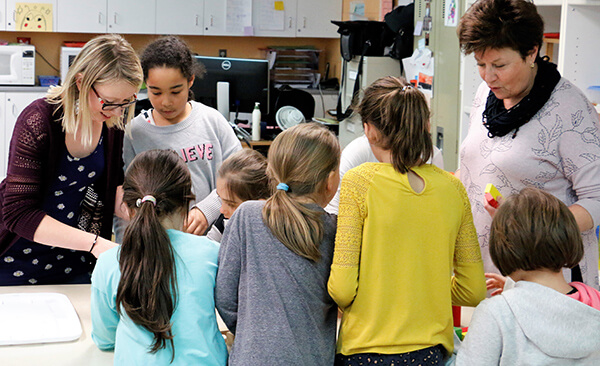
left=107, top=0, right=156, bottom=34
left=6, top=0, right=58, bottom=31
left=156, top=0, right=204, bottom=35
left=296, top=0, right=341, bottom=38
left=56, top=0, right=107, bottom=33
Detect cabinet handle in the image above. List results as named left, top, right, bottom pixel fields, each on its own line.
left=98, top=12, right=103, bottom=24
left=114, top=13, right=117, bottom=25
left=12, top=103, right=17, bottom=117
left=13, top=10, right=16, bottom=21
left=196, top=15, right=199, bottom=26
left=288, top=17, right=292, bottom=28
left=303, top=17, right=306, bottom=29
left=211, top=15, right=214, bottom=27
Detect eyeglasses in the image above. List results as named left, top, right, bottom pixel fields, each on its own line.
left=91, top=84, right=137, bottom=111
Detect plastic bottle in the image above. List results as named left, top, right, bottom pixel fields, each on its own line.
left=252, top=102, right=261, bottom=141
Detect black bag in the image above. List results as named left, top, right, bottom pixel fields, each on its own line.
left=384, top=3, right=415, bottom=60
left=331, top=20, right=396, bottom=62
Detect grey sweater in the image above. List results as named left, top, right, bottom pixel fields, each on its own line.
left=123, top=101, right=241, bottom=224
left=455, top=281, right=600, bottom=365
left=215, top=200, right=337, bottom=366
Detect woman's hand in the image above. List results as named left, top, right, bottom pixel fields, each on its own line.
left=484, top=195, right=504, bottom=218
left=90, top=237, right=118, bottom=258
left=184, top=207, right=208, bottom=235
left=485, top=273, right=506, bottom=296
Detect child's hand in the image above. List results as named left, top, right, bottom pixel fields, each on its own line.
left=184, top=207, right=208, bottom=235
left=485, top=273, right=506, bottom=296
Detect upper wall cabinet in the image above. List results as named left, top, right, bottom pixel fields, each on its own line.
left=107, top=0, right=156, bottom=34
left=156, top=0, right=204, bottom=35
left=4, top=0, right=342, bottom=38
left=56, top=0, right=107, bottom=33
left=204, top=1, right=238, bottom=36
left=252, top=0, right=297, bottom=37
left=296, top=0, right=341, bottom=38
left=0, top=0, right=6, bottom=31
left=6, top=0, right=58, bottom=31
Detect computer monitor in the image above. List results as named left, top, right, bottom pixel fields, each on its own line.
left=191, top=56, right=269, bottom=122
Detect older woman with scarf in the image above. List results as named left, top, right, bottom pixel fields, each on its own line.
left=457, top=0, right=600, bottom=290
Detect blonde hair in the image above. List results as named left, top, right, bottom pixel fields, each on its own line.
left=358, top=76, right=432, bottom=174
left=46, top=34, right=143, bottom=147
left=262, top=123, right=340, bottom=261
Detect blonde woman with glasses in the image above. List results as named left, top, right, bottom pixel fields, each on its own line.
left=0, top=34, right=143, bottom=286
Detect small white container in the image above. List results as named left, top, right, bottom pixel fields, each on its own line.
left=252, top=102, right=261, bottom=141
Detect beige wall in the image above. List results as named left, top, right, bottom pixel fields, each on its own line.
left=0, top=31, right=340, bottom=82
left=342, top=0, right=382, bottom=21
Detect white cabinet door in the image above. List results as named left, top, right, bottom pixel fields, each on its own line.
left=252, top=0, right=297, bottom=37
left=6, top=0, right=58, bottom=31
left=203, top=1, right=229, bottom=36
left=296, top=0, right=341, bottom=38
left=0, top=0, right=6, bottom=31
left=156, top=0, right=203, bottom=35
left=0, top=93, right=5, bottom=181
left=107, top=0, right=156, bottom=34
left=4, top=92, right=46, bottom=182
left=56, top=0, right=107, bottom=33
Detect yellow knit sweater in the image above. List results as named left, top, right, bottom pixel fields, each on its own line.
left=328, top=163, right=485, bottom=356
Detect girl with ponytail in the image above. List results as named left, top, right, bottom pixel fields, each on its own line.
left=216, top=123, right=340, bottom=365
left=328, top=76, right=486, bottom=365
left=91, top=149, right=227, bottom=365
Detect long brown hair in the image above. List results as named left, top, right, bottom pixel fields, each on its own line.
left=262, top=123, right=340, bottom=261
left=117, top=149, right=195, bottom=360
left=357, top=76, right=432, bottom=174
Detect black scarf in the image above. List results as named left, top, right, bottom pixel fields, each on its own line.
left=482, top=57, right=561, bottom=138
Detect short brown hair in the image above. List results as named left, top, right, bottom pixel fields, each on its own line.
left=357, top=76, right=432, bottom=174
left=457, top=0, right=544, bottom=59
left=218, top=149, right=270, bottom=202
left=490, top=187, right=583, bottom=276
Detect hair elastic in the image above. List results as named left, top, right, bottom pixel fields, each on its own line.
left=402, top=85, right=413, bottom=91
left=276, top=183, right=289, bottom=192
left=136, top=195, right=157, bottom=207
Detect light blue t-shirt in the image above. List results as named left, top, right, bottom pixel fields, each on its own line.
left=91, top=229, right=227, bottom=365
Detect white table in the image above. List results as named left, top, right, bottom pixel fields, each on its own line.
left=0, top=285, right=113, bottom=366
left=0, top=284, right=229, bottom=365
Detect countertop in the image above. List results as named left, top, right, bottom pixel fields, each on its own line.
left=0, top=284, right=228, bottom=365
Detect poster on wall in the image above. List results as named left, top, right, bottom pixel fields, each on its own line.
left=444, top=0, right=458, bottom=27
left=16, top=3, right=53, bottom=31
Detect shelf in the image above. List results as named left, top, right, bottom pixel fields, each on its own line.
left=543, top=37, right=560, bottom=44
left=534, top=0, right=563, bottom=6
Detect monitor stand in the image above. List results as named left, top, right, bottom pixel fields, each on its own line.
left=217, top=81, right=229, bottom=120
